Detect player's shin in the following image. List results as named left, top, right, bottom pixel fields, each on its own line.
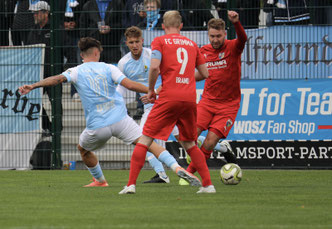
left=87, top=162, right=106, bottom=183
left=186, top=145, right=212, bottom=187
left=157, top=150, right=179, bottom=171
left=146, top=151, right=165, bottom=173
left=127, top=143, right=148, bottom=186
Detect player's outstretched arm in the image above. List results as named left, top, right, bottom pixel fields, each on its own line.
left=19, top=75, right=67, bottom=95
left=120, top=78, right=148, bottom=94
left=228, top=10, right=247, bottom=47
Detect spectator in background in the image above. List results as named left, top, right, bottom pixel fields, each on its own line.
left=80, top=0, right=124, bottom=63
left=137, top=0, right=163, bottom=30
left=12, top=0, right=40, bottom=45
left=0, top=0, right=16, bottom=46
left=122, top=0, right=145, bottom=29
left=26, top=1, right=62, bottom=135
left=263, top=0, right=310, bottom=25
left=60, top=0, right=87, bottom=100
left=179, top=0, right=214, bottom=31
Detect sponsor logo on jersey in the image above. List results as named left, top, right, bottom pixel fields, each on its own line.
left=206, top=59, right=227, bottom=69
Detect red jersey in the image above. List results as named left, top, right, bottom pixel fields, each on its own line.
left=151, top=33, right=205, bottom=103
left=200, top=21, right=247, bottom=103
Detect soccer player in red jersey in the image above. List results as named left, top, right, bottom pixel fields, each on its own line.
left=185, top=11, right=248, bottom=175
left=120, top=10, right=216, bottom=194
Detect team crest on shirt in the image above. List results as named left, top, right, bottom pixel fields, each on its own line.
left=144, top=65, right=148, bottom=72
left=204, top=54, right=208, bottom=59
left=224, top=119, right=233, bottom=132
left=218, top=52, right=224, bottom=59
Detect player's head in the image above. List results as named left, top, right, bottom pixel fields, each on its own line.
left=162, top=10, right=183, bottom=31
left=207, top=18, right=227, bottom=49
left=125, top=26, right=144, bottom=60
left=78, top=37, right=103, bottom=61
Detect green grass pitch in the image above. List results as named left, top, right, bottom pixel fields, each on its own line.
left=0, top=169, right=331, bottom=229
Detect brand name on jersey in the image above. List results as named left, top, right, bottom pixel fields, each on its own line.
left=164, top=38, right=194, bottom=46
left=176, top=77, right=189, bottom=84
left=206, top=60, right=227, bottom=68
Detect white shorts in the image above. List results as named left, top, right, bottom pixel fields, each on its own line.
left=140, top=106, right=179, bottom=148
left=79, top=115, right=142, bottom=151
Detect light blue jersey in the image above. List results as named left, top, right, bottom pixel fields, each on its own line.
left=62, top=62, right=127, bottom=130
left=118, top=47, right=161, bottom=109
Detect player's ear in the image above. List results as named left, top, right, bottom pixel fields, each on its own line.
left=162, top=23, right=165, bottom=30
left=179, top=23, right=183, bottom=30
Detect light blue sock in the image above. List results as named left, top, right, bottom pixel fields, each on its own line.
left=158, top=150, right=179, bottom=172
left=146, top=151, right=165, bottom=174
left=87, top=163, right=105, bottom=182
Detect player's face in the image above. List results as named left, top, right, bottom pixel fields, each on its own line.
left=126, top=37, right=144, bottom=60
left=208, top=28, right=226, bottom=49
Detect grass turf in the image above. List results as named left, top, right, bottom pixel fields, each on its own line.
left=0, top=169, right=331, bottom=229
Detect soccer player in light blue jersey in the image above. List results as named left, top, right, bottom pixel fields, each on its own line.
left=117, top=26, right=180, bottom=184
left=19, top=37, right=200, bottom=190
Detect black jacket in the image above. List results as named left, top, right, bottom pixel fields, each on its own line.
left=80, top=0, right=124, bottom=62
left=26, top=23, right=51, bottom=77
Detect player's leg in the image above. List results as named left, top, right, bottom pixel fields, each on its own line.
left=79, top=127, right=111, bottom=187
left=140, top=107, right=170, bottom=183
left=198, top=135, right=236, bottom=163
left=147, top=140, right=201, bottom=187
left=180, top=140, right=215, bottom=193
left=119, top=134, right=154, bottom=194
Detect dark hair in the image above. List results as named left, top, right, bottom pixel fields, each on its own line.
left=124, top=26, right=143, bottom=39
left=78, top=37, right=103, bottom=53
left=207, top=18, right=226, bottom=31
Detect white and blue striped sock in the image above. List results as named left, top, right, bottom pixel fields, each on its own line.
left=87, top=162, right=105, bottom=183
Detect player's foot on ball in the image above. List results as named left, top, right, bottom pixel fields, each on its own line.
left=197, top=185, right=216, bottom=194
left=143, top=173, right=170, bottom=183
left=176, top=167, right=201, bottom=187
left=178, top=178, right=190, bottom=186
left=83, top=178, right=109, bottom=187
left=220, top=140, right=237, bottom=163
left=119, top=184, right=136, bottom=194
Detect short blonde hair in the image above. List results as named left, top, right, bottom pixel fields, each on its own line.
left=163, top=10, right=182, bottom=28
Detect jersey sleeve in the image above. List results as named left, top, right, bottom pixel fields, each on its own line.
left=62, top=66, right=78, bottom=83
left=107, top=64, right=126, bottom=84
left=151, top=37, right=163, bottom=55
left=117, top=58, right=125, bottom=74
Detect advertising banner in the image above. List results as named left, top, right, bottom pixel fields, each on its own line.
left=0, top=45, right=44, bottom=169
left=167, top=140, right=332, bottom=169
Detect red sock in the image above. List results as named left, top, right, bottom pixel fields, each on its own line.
left=186, top=162, right=197, bottom=174
left=127, top=143, right=148, bottom=186
left=187, top=145, right=212, bottom=187
left=201, top=145, right=213, bottom=160
left=187, top=146, right=212, bottom=173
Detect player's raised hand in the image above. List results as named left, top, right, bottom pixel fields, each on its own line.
left=18, top=85, right=34, bottom=95
left=228, top=11, right=239, bottom=23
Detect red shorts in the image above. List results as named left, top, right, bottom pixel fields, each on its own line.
left=197, top=98, right=240, bottom=138
left=143, top=100, right=197, bottom=141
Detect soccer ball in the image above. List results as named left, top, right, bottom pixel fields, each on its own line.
left=220, top=163, right=242, bottom=185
